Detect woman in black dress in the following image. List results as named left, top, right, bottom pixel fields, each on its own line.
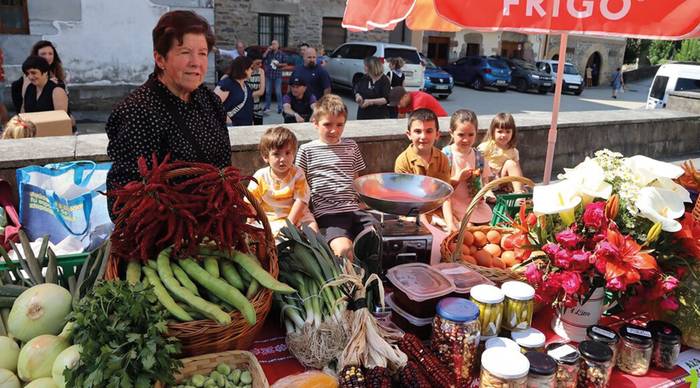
left=31, top=40, right=67, bottom=87
left=387, top=57, right=405, bottom=118
left=20, top=56, right=69, bottom=114
left=354, top=56, right=390, bottom=120
left=214, top=56, right=254, bottom=126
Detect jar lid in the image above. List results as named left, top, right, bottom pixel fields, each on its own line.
left=546, top=342, right=580, bottom=365
left=511, top=328, right=546, bottom=348
left=578, top=340, right=613, bottom=362
left=485, top=337, right=521, bottom=352
left=647, top=320, right=682, bottom=344
left=481, top=347, right=530, bottom=380
left=586, top=325, right=619, bottom=345
left=470, top=284, right=505, bottom=304
left=620, top=324, right=653, bottom=346
left=525, top=351, right=558, bottom=376
left=501, top=281, right=535, bottom=301
left=436, top=297, right=479, bottom=322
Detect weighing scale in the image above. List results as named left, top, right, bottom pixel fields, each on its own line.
left=353, top=173, right=453, bottom=274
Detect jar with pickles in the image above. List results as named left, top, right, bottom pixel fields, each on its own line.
left=432, top=297, right=481, bottom=382
left=586, top=325, right=619, bottom=367
left=577, top=341, right=613, bottom=388
left=617, top=324, right=653, bottom=376
left=470, top=284, right=505, bottom=337
left=512, top=328, right=546, bottom=354
left=546, top=342, right=580, bottom=388
left=501, top=281, right=535, bottom=331
left=480, top=347, right=530, bottom=388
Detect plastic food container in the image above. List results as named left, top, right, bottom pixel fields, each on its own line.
left=578, top=340, right=613, bottom=387
left=511, top=328, right=546, bottom=354
left=480, top=347, right=530, bottom=388
left=546, top=342, right=580, bottom=388
left=485, top=337, right=521, bottom=353
left=647, top=320, right=682, bottom=371
left=386, top=293, right=433, bottom=340
left=501, top=281, right=535, bottom=331
left=432, top=297, right=481, bottom=382
left=586, top=325, right=619, bottom=367
left=387, top=263, right=455, bottom=318
left=525, top=351, right=557, bottom=388
left=470, top=284, right=505, bottom=337
left=434, top=262, right=494, bottom=296
left=617, top=324, right=653, bottom=376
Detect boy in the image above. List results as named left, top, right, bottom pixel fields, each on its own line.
left=296, top=94, right=377, bottom=259
left=387, top=86, right=448, bottom=118
left=394, top=108, right=452, bottom=226
left=248, top=126, right=318, bottom=237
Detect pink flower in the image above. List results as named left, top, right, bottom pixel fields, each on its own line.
left=570, top=250, right=592, bottom=272
left=556, top=228, right=581, bottom=249
left=660, top=296, right=680, bottom=311
left=662, top=276, right=679, bottom=293
left=560, top=272, right=582, bottom=295
left=595, top=241, right=619, bottom=261
left=606, top=277, right=625, bottom=291
left=542, top=243, right=563, bottom=257
left=525, top=264, right=542, bottom=285
left=554, top=249, right=573, bottom=269
left=583, top=201, right=608, bottom=230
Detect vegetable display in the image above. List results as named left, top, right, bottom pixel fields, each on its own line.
left=7, top=283, right=71, bottom=343
left=173, top=363, right=254, bottom=388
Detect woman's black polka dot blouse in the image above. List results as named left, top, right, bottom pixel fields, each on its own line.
left=106, top=73, right=232, bottom=220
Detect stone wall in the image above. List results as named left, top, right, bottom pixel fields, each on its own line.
left=545, top=36, right=626, bottom=85
left=668, top=92, right=700, bottom=114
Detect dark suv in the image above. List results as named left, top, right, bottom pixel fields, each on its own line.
left=504, top=58, right=553, bottom=94
left=443, top=56, right=511, bottom=92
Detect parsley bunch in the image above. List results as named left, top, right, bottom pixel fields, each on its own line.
left=65, top=280, right=182, bottom=388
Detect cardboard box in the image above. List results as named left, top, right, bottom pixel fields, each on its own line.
left=18, top=110, right=73, bottom=137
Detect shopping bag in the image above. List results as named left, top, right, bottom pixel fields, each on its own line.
left=16, top=161, right=113, bottom=252
left=0, top=179, right=21, bottom=251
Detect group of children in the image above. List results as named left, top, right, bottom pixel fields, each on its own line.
left=247, top=93, right=525, bottom=259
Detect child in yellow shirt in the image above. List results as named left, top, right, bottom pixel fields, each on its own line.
left=477, top=112, right=525, bottom=193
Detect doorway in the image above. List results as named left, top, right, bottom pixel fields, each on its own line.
left=586, top=52, right=602, bottom=86
left=501, top=41, right=522, bottom=58
left=427, top=36, right=451, bottom=66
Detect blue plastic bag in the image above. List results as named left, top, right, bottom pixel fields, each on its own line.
left=17, top=161, right=113, bottom=252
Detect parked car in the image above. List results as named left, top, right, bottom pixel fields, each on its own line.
left=325, top=42, right=424, bottom=91
left=504, top=58, right=552, bottom=94
left=535, top=60, right=584, bottom=95
left=419, top=54, right=453, bottom=99
left=646, top=62, right=700, bottom=109
left=443, top=56, right=511, bottom=92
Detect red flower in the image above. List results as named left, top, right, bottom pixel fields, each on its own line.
left=598, top=229, right=659, bottom=289
left=525, top=264, right=542, bottom=285
left=543, top=243, right=562, bottom=257
left=569, top=249, right=593, bottom=272
left=554, top=249, right=573, bottom=269
left=660, top=296, right=680, bottom=311
left=583, top=201, right=608, bottom=230
left=559, top=271, right=583, bottom=295
left=556, top=228, right=581, bottom=249
left=675, top=212, right=700, bottom=259
left=649, top=276, right=680, bottom=299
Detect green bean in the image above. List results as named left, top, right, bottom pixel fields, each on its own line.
left=229, top=250, right=295, bottom=294
left=172, top=262, right=200, bottom=296
left=239, top=264, right=252, bottom=285
left=142, top=266, right=193, bottom=322
left=146, top=260, right=157, bottom=270
left=180, top=258, right=256, bottom=325
left=126, top=261, right=141, bottom=285
left=220, top=261, right=245, bottom=291
left=246, top=279, right=259, bottom=299
left=156, top=251, right=231, bottom=325
left=203, top=256, right=220, bottom=278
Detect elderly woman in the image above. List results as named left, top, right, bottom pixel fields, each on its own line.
left=106, top=10, right=231, bottom=219
left=20, top=56, right=69, bottom=114
left=214, top=56, right=254, bottom=126
left=353, top=56, right=390, bottom=120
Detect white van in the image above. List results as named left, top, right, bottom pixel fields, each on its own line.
left=325, top=42, right=424, bottom=91
left=646, top=62, right=700, bottom=109
left=535, top=60, right=585, bottom=95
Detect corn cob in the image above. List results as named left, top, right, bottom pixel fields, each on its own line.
left=339, top=365, right=366, bottom=388
left=365, top=366, right=392, bottom=388
left=399, top=333, right=456, bottom=388
left=399, top=361, right=432, bottom=388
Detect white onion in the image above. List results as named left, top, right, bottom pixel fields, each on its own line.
left=51, top=345, right=80, bottom=388
left=8, top=284, right=72, bottom=343
left=0, top=369, right=20, bottom=388
left=0, top=337, right=19, bottom=372
left=24, top=377, right=58, bottom=388
left=16, top=335, right=69, bottom=382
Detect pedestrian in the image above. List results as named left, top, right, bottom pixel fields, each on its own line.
left=263, top=40, right=286, bottom=114
left=291, top=47, right=332, bottom=100
left=20, top=56, right=70, bottom=115
left=354, top=56, right=390, bottom=120
left=215, top=56, right=254, bottom=126
left=586, top=65, right=593, bottom=88
left=317, top=47, right=328, bottom=67
left=611, top=67, right=624, bottom=99
left=246, top=50, right=265, bottom=125
left=292, top=43, right=309, bottom=67
left=216, top=40, right=246, bottom=59
left=282, top=76, right=316, bottom=123
left=387, top=57, right=405, bottom=118
left=387, top=86, right=448, bottom=118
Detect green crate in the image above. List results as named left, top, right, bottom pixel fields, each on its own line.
left=0, top=252, right=90, bottom=281
left=490, top=193, right=533, bottom=226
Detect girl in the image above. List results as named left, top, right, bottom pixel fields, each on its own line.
left=478, top=112, right=525, bottom=193
left=2, top=115, right=37, bottom=139
left=441, top=109, right=492, bottom=232
left=387, top=57, right=405, bottom=118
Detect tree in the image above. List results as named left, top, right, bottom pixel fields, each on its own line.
left=674, top=39, right=700, bottom=62
left=647, top=40, right=680, bottom=65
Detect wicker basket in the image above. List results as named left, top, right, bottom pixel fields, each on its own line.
left=155, top=350, right=269, bottom=388
left=693, top=194, right=700, bottom=222
left=106, top=167, right=277, bottom=357
left=441, top=175, right=535, bottom=285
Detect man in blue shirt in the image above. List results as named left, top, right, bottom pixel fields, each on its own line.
left=262, top=40, right=287, bottom=114
left=290, top=47, right=331, bottom=100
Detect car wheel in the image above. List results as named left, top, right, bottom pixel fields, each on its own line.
left=437, top=95, right=448, bottom=100
left=498, top=87, right=507, bottom=92
left=472, top=77, right=484, bottom=90
left=517, top=79, right=528, bottom=93
left=574, top=89, right=583, bottom=96
left=538, top=88, right=548, bottom=94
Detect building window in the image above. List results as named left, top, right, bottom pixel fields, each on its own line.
left=258, top=14, right=288, bottom=48
left=322, top=17, right=346, bottom=52
left=0, top=0, right=29, bottom=34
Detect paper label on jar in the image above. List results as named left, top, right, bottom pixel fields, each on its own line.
left=627, top=327, right=652, bottom=338
left=548, top=344, right=578, bottom=360
left=591, top=326, right=616, bottom=339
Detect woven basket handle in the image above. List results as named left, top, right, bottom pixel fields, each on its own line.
left=450, top=175, right=536, bottom=263
left=693, top=196, right=700, bottom=223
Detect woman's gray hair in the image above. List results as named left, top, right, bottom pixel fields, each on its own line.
left=364, top=56, right=384, bottom=78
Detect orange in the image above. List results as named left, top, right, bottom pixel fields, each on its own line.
left=486, top=230, right=502, bottom=245
left=473, top=231, right=488, bottom=247
left=483, top=243, right=502, bottom=258
left=501, top=250, right=517, bottom=267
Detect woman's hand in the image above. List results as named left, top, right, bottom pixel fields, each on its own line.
left=355, top=93, right=363, bottom=105
left=360, top=99, right=372, bottom=108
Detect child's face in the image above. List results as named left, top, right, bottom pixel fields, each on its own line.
left=263, top=143, right=296, bottom=176
left=406, top=119, right=439, bottom=155
left=494, top=127, right=513, bottom=148
left=314, top=113, right=346, bottom=144
left=451, top=122, right=477, bottom=150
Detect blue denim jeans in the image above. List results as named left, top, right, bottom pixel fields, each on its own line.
left=264, top=76, right=283, bottom=112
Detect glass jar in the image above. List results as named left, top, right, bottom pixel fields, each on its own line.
left=577, top=341, right=613, bottom=388
left=480, top=347, right=530, bottom=388
left=647, top=320, right=682, bottom=371
left=486, top=337, right=521, bottom=353
left=501, top=281, right=535, bottom=331
left=432, top=297, right=481, bottom=382
left=511, top=328, right=546, bottom=354
left=617, top=324, right=653, bottom=376
left=525, top=351, right=558, bottom=388
left=470, top=284, right=505, bottom=337
left=586, top=325, right=620, bottom=367
left=546, top=342, right=580, bottom=388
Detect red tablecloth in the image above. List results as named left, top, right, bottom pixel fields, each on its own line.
left=249, top=311, right=691, bottom=387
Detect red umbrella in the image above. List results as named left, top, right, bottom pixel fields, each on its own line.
left=343, top=0, right=700, bottom=182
